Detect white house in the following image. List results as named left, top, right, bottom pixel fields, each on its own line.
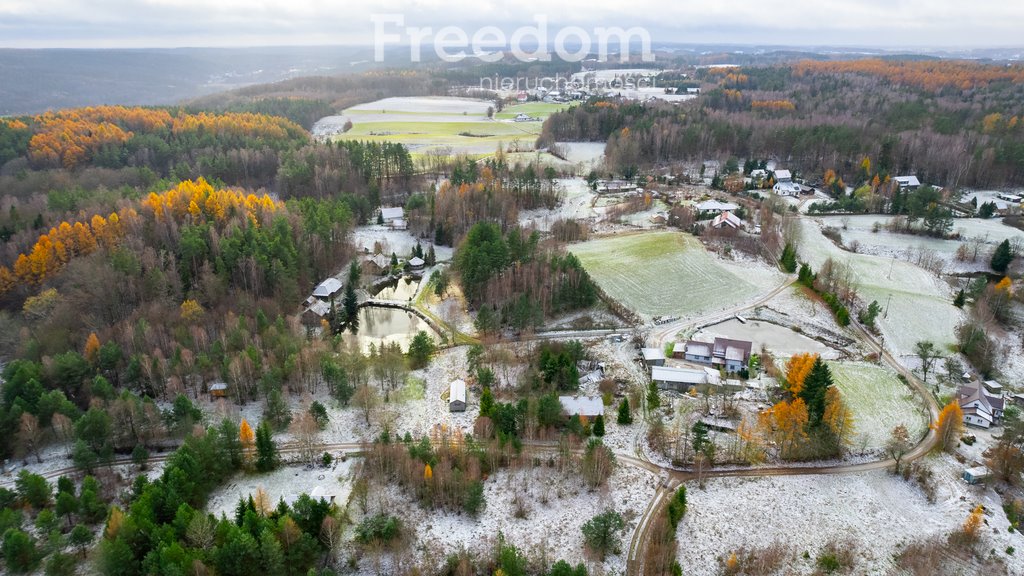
left=958, top=384, right=1004, bottom=428
left=894, top=176, right=921, bottom=191
left=449, top=379, right=467, bottom=412
left=773, top=181, right=802, bottom=197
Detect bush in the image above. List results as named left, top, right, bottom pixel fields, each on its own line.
left=667, top=486, right=687, bottom=530
left=581, top=509, right=625, bottom=560
left=355, top=514, right=401, bottom=544
left=463, top=480, right=486, bottom=517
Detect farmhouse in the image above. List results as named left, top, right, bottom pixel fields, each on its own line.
left=301, top=299, right=331, bottom=326
left=773, top=181, right=802, bottom=197
left=958, top=384, right=1004, bottom=428
left=449, top=379, right=467, bottom=412
left=312, top=277, right=343, bottom=300
left=894, top=175, right=921, bottom=191
left=651, top=365, right=707, bottom=392
left=559, top=395, right=604, bottom=418
left=710, top=211, right=745, bottom=230
left=682, top=337, right=752, bottom=373
left=641, top=347, right=666, bottom=367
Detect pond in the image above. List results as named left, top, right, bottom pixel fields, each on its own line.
left=693, top=318, right=841, bottom=360
left=341, top=305, right=437, bottom=353
left=372, top=278, right=420, bottom=301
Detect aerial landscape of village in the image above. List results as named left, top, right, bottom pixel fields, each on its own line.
left=0, top=1, right=1024, bottom=575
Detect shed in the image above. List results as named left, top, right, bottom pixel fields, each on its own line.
left=408, top=256, right=425, bottom=270
left=963, top=466, right=991, bottom=485
left=651, top=366, right=707, bottom=392
left=449, top=379, right=467, bottom=412
left=894, top=175, right=921, bottom=190
left=558, top=395, right=604, bottom=418
left=983, top=380, right=1003, bottom=395
left=641, top=348, right=666, bottom=367
left=208, top=382, right=229, bottom=399
left=380, top=206, right=405, bottom=222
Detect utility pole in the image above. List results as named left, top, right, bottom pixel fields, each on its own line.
left=884, top=293, right=893, bottom=319
left=887, top=257, right=895, bottom=280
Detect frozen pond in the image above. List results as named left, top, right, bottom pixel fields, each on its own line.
left=694, top=318, right=841, bottom=360
left=342, top=305, right=437, bottom=353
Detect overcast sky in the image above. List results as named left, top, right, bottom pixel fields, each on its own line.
left=0, top=0, right=1021, bottom=50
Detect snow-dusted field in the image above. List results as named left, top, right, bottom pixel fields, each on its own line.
left=351, top=225, right=453, bottom=262
left=800, top=219, right=964, bottom=358
left=827, top=361, right=929, bottom=451
left=816, top=214, right=1024, bottom=273
left=677, top=458, right=1023, bottom=575
left=406, top=462, right=658, bottom=575
left=347, top=96, right=494, bottom=116
left=571, top=231, right=772, bottom=319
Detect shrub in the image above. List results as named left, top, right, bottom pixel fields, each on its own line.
left=355, top=514, right=401, bottom=545
left=581, top=509, right=625, bottom=560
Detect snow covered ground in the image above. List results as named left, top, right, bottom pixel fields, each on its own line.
left=389, top=462, right=658, bottom=575
left=351, top=225, right=453, bottom=262
left=827, top=361, right=929, bottom=451
left=694, top=318, right=841, bottom=360
left=800, top=218, right=965, bottom=359
left=206, top=459, right=356, bottom=520
left=677, top=457, right=1024, bottom=575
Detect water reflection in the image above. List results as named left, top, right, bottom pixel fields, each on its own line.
left=342, top=305, right=437, bottom=353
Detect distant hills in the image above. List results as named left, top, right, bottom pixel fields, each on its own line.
left=0, top=46, right=380, bottom=116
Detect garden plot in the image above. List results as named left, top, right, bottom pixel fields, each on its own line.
left=405, top=463, right=658, bottom=575
left=800, top=219, right=964, bottom=358
left=827, top=361, right=928, bottom=451
left=676, top=463, right=1022, bottom=576
left=570, top=231, right=766, bottom=319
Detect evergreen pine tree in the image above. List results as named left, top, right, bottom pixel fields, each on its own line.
left=647, top=381, right=661, bottom=410
left=255, top=422, right=278, bottom=472
left=953, top=289, right=966, bottom=308
left=992, top=239, right=1014, bottom=273
left=617, top=398, right=633, bottom=425
left=798, top=358, right=834, bottom=427
left=593, top=414, right=605, bottom=437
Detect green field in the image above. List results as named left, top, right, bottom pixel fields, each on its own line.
left=570, top=231, right=761, bottom=318
left=494, top=102, right=574, bottom=120
left=333, top=98, right=563, bottom=156
left=828, top=361, right=928, bottom=450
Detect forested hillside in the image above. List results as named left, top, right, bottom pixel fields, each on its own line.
left=539, top=59, right=1024, bottom=187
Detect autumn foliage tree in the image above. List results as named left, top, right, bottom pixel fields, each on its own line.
left=933, top=401, right=964, bottom=452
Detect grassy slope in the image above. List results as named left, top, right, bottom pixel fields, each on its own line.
left=570, top=231, right=759, bottom=318
left=828, top=360, right=928, bottom=450
left=799, top=220, right=963, bottom=357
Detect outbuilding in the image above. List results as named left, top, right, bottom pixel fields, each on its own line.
left=558, top=395, right=604, bottom=418
left=449, top=379, right=467, bottom=412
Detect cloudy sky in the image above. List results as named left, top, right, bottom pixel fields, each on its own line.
left=0, top=0, right=1021, bottom=49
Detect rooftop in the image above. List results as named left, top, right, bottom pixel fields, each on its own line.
left=312, top=277, right=343, bottom=298
left=558, top=395, right=604, bottom=417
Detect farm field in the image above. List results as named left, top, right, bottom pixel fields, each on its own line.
left=827, top=361, right=928, bottom=451
left=799, top=219, right=964, bottom=358
left=817, top=214, right=1024, bottom=270
left=676, top=463, right=1018, bottom=576
left=330, top=97, right=563, bottom=156
left=570, top=231, right=764, bottom=319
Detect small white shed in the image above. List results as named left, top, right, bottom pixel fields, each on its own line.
left=449, top=379, right=467, bottom=412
